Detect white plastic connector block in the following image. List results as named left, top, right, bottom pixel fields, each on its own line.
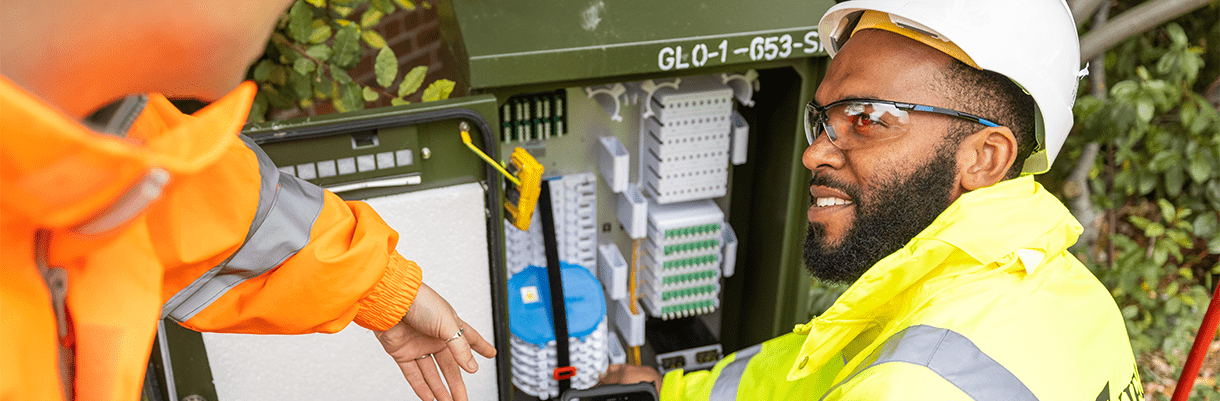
left=721, top=70, right=759, bottom=107
left=597, top=136, right=629, bottom=193
left=614, top=297, right=646, bottom=347
left=608, top=331, right=627, bottom=365
left=730, top=111, right=749, bottom=166
left=597, top=244, right=628, bottom=300
left=722, top=224, right=738, bottom=278
left=617, top=184, right=648, bottom=239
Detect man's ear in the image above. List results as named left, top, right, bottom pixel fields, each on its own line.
left=957, top=126, right=1017, bottom=191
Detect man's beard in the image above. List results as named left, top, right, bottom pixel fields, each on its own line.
left=802, top=143, right=959, bottom=285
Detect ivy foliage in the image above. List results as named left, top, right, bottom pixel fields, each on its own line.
left=246, top=0, right=455, bottom=122
left=1055, top=8, right=1220, bottom=397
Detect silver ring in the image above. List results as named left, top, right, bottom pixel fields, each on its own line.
left=445, top=328, right=465, bottom=342
left=415, top=354, right=432, bottom=360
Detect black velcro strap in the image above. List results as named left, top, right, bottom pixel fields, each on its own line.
left=538, top=180, right=572, bottom=393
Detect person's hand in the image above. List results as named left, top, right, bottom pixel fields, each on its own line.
left=599, top=364, right=663, bottom=394
left=376, top=283, right=497, bottom=401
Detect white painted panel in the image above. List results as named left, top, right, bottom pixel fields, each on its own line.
left=204, top=182, right=498, bottom=400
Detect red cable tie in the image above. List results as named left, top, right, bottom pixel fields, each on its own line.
left=553, top=366, right=577, bottom=381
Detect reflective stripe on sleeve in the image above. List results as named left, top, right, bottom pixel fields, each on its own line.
left=161, top=135, right=325, bottom=322
left=709, top=343, right=763, bottom=401
left=827, top=324, right=1037, bottom=400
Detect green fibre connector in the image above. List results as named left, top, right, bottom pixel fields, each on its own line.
left=661, top=284, right=717, bottom=301
left=663, top=239, right=720, bottom=255
left=662, top=254, right=718, bottom=270
left=662, top=269, right=718, bottom=285
left=660, top=299, right=716, bottom=315
left=663, top=223, right=722, bottom=239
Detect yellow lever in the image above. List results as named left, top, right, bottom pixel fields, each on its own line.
left=459, top=122, right=543, bottom=231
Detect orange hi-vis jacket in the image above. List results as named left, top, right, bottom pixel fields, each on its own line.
left=0, top=77, right=424, bottom=401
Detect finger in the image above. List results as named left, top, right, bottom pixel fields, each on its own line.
left=418, top=355, right=454, bottom=401
left=399, top=358, right=435, bottom=401
left=599, top=364, right=624, bottom=384
left=443, top=326, right=479, bottom=374
left=434, top=349, right=469, bottom=401
left=457, top=321, right=497, bottom=359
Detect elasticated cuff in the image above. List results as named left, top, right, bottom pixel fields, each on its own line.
left=353, top=253, right=422, bottom=331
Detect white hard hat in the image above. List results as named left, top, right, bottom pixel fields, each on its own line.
left=818, top=0, right=1084, bottom=174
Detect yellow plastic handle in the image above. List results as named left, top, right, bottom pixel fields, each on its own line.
left=461, top=129, right=521, bottom=186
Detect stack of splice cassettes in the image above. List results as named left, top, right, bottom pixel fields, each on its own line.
left=504, top=173, right=598, bottom=276
left=639, top=200, right=725, bottom=320
left=643, top=76, right=734, bottom=204
left=510, top=320, right=608, bottom=400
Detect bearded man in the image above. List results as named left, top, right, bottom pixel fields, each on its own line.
left=600, top=1, right=1144, bottom=399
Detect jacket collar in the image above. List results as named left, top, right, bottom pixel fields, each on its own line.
left=0, top=77, right=255, bottom=233
left=786, top=176, right=1082, bottom=381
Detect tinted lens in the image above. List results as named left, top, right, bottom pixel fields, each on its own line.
left=822, top=101, right=910, bottom=149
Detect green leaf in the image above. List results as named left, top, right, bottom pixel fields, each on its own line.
left=293, top=58, right=316, bottom=75
left=398, top=66, right=428, bottom=97
left=1195, top=212, right=1217, bottom=238
left=1137, top=170, right=1157, bottom=195
left=288, top=0, right=314, bottom=42
left=1188, top=149, right=1214, bottom=183
left=252, top=60, right=273, bottom=82
left=331, top=6, right=355, bottom=17
left=391, top=97, right=411, bottom=106
left=1165, top=23, right=1188, bottom=48
left=314, top=74, right=334, bottom=99
left=1110, top=80, right=1138, bottom=98
left=1121, top=305, right=1138, bottom=319
left=421, top=79, right=456, bottom=102
left=1158, top=199, right=1176, bottom=223
left=1145, top=222, right=1165, bottom=238
left=1165, top=229, right=1192, bottom=248
left=394, top=0, right=416, bottom=11
left=1135, top=99, right=1154, bottom=123
left=289, top=70, right=313, bottom=99
left=308, top=20, right=333, bottom=44
left=362, top=86, right=380, bottom=102
left=362, top=30, right=387, bottom=49
left=1148, top=151, right=1180, bottom=172
left=1164, top=167, right=1185, bottom=198
left=334, top=82, right=365, bottom=113
left=1128, top=215, right=1152, bottom=230
left=330, top=66, right=353, bottom=84
left=248, top=92, right=269, bottom=123
left=305, top=44, right=332, bottom=61
left=374, top=46, right=398, bottom=88
left=371, top=0, right=396, bottom=13
left=269, top=65, right=289, bottom=86
left=1152, top=242, right=1169, bottom=266
left=331, top=24, right=362, bottom=69
left=304, top=0, right=324, bottom=6
left=361, top=9, right=385, bottom=28
left=1166, top=296, right=1181, bottom=315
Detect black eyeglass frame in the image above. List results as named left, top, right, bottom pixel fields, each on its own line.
left=803, top=98, right=1001, bottom=147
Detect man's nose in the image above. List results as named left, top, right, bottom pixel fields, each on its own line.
left=802, top=127, right=845, bottom=172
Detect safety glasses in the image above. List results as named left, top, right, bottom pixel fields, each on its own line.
left=803, top=98, right=1000, bottom=149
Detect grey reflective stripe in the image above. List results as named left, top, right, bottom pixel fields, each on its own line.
left=161, top=135, right=325, bottom=321
left=826, top=325, right=1037, bottom=400
left=709, top=343, right=762, bottom=401
left=85, top=94, right=147, bottom=137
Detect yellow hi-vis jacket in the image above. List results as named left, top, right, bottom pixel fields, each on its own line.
left=661, top=176, right=1144, bottom=400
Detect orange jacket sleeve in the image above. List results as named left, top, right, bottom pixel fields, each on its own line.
left=142, top=94, right=420, bottom=334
